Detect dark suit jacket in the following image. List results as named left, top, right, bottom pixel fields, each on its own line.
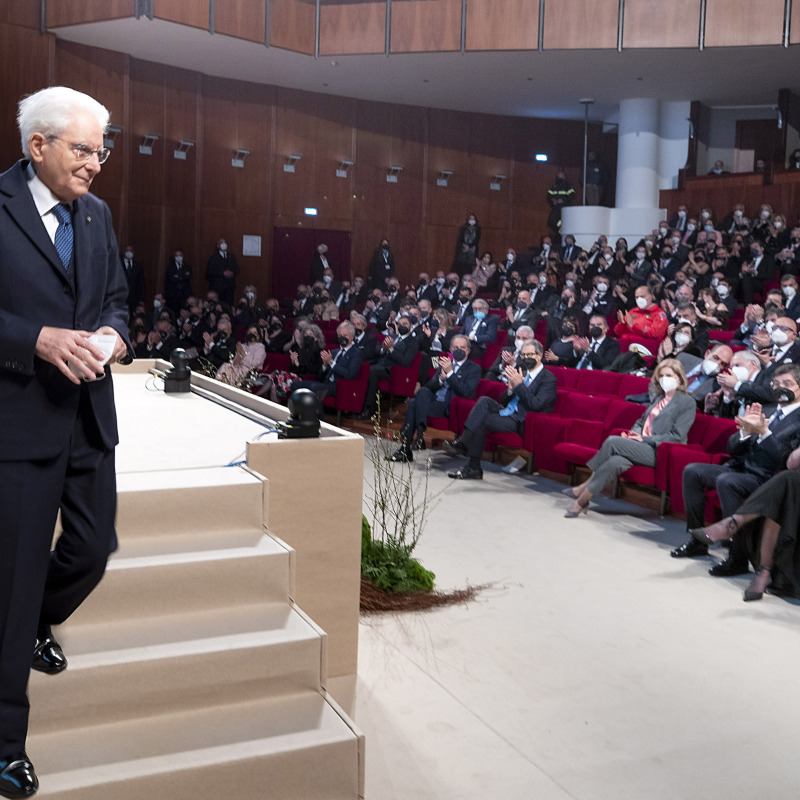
left=121, top=255, right=145, bottom=312
left=368, top=248, right=394, bottom=289
left=425, top=359, right=481, bottom=410
left=414, top=284, right=439, bottom=307
left=725, top=409, right=800, bottom=482
left=319, top=344, right=363, bottom=395
left=485, top=347, right=517, bottom=381
left=379, top=334, right=419, bottom=369
left=0, top=160, right=130, bottom=459
left=310, top=253, right=333, bottom=284
left=785, top=293, right=800, bottom=321
left=503, top=367, right=558, bottom=423
left=460, top=314, right=499, bottom=352
left=354, top=331, right=380, bottom=364
left=501, top=303, right=538, bottom=332
left=164, top=258, right=193, bottom=310
left=574, top=336, right=620, bottom=370
left=206, top=251, right=239, bottom=296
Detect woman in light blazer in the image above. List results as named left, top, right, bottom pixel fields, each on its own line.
left=563, top=358, right=695, bottom=517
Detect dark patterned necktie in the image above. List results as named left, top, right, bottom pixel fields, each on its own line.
left=51, top=203, right=73, bottom=270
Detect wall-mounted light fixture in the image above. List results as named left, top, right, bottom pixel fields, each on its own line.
left=437, top=170, right=453, bottom=187
left=336, top=159, right=354, bottom=178
left=232, top=149, right=250, bottom=168
left=104, top=126, right=122, bottom=150
left=386, top=165, right=403, bottom=183
left=139, top=134, right=159, bottom=156
left=535, top=154, right=548, bottom=162
left=284, top=154, right=302, bottom=173
left=174, top=140, right=194, bottom=160
left=490, top=174, right=507, bottom=191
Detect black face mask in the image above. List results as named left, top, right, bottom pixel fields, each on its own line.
left=451, top=348, right=466, bottom=363
left=449, top=279, right=458, bottom=288
left=298, top=292, right=306, bottom=299
left=246, top=333, right=259, bottom=343
left=516, top=300, right=527, bottom=310
left=775, top=387, right=796, bottom=404
left=418, top=279, right=427, bottom=287
left=396, top=324, right=410, bottom=336
left=407, top=314, right=418, bottom=326
left=561, top=325, right=575, bottom=337
left=337, top=335, right=349, bottom=347
left=354, top=328, right=364, bottom=336
left=589, top=325, right=603, bottom=339
left=459, top=294, right=470, bottom=303
left=520, top=357, right=538, bottom=371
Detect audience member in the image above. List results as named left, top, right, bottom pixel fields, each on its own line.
left=614, top=286, right=669, bottom=339
left=369, top=237, right=394, bottom=290
left=460, top=298, right=498, bottom=359
left=572, top=315, right=620, bottom=370
left=310, top=243, right=333, bottom=284
left=454, top=213, right=481, bottom=275
left=120, top=244, right=145, bottom=313
left=206, top=238, right=238, bottom=305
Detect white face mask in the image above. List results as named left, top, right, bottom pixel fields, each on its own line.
left=596, top=282, right=608, bottom=294
left=566, top=280, right=574, bottom=288
left=686, top=224, right=696, bottom=232
left=675, top=332, right=691, bottom=347
left=702, top=358, right=720, bottom=376
left=174, top=256, right=183, bottom=265
left=660, top=376, right=678, bottom=393
left=515, top=338, right=525, bottom=351
left=468, top=219, right=476, bottom=225
left=539, top=276, right=547, bottom=286
left=659, top=227, right=667, bottom=236
left=678, top=210, right=686, bottom=217
left=772, top=329, right=790, bottom=346
left=124, top=251, right=134, bottom=260
left=437, top=277, right=445, bottom=286
left=645, top=240, right=653, bottom=248
left=219, top=243, right=227, bottom=252
left=701, top=211, right=710, bottom=219
left=734, top=210, right=743, bottom=218
left=677, top=317, right=692, bottom=326
left=636, top=296, right=648, bottom=309
left=672, top=237, right=681, bottom=246
left=711, top=278, right=719, bottom=287
left=784, top=286, right=797, bottom=299
left=153, top=299, right=162, bottom=309
left=731, top=365, right=751, bottom=383
left=636, top=253, right=645, bottom=261
left=717, top=286, right=729, bottom=298
left=507, top=253, right=514, bottom=262
left=323, top=276, right=332, bottom=286
left=761, top=210, right=769, bottom=219
left=766, top=320, right=775, bottom=333
left=776, top=221, right=784, bottom=229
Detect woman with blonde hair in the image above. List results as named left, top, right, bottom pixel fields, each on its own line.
left=563, top=359, right=696, bottom=517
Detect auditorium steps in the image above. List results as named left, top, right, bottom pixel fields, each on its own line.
left=28, top=466, right=364, bottom=799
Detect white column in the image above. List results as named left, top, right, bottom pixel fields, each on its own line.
left=616, top=98, right=660, bottom=209
left=657, top=101, right=691, bottom=192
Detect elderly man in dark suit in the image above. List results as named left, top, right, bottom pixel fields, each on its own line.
left=672, top=364, right=800, bottom=576
left=571, top=315, right=620, bottom=370
left=444, top=340, right=557, bottom=480
left=459, top=298, right=499, bottom=360
left=387, top=335, right=481, bottom=462
left=205, top=238, right=239, bottom=306
left=0, top=86, right=131, bottom=798
left=290, top=320, right=363, bottom=404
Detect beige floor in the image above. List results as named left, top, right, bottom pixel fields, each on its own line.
left=353, top=439, right=800, bottom=800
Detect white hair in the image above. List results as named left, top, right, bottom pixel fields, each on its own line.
left=17, top=86, right=110, bottom=158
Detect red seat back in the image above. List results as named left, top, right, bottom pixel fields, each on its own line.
left=575, top=370, right=622, bottom=396
left=617, top=374, right=651, bottom=398
left=561, top=392, right=612, bottom=422
left=700, top=416, right=737, bottom=453
left=549, top=366, right=579, bottom=390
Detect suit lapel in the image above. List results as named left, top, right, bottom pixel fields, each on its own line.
left=0, top=161, right=69, bottom=283
left=72, top=196, right=93, bottom=295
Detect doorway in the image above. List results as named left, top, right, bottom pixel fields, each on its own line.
left=271, top=227, right=352, bottom=303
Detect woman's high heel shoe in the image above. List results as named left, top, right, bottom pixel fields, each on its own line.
left=689, top=515, right=742, bottom=547
left=561, top=487, right=578, bottom=498
left=564, top=500, right=589, bottom=519
left=743, top=566, right=772, bottom=602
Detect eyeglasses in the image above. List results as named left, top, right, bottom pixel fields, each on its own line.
left=49, top=136, right=110, bottom=164
left=773, top=325, right=795, bottom=333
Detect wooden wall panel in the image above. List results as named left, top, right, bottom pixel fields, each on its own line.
left=47, top=0, right=135, bottom=28
left=269, top=0, right=316, bottom=54
left=793, top=1, right=800, bottom=44
left=543, top=0, right=617, bottom=50
left=469, top=114, right=513, bottom=232
left=0, top=0, right=41, bottom=29
left=0, top=23, right=52, bottom=165
left=163, top=68, right=201, bottom=211
left=427, top=109, right=472, bottom=228
left=320, top=1, right=385, bottom=55
left=623, top=0, right=701, bottom=48
left=153, top=0, right=209, bottom=29
left=704, top=0, right=784, bottom=47
left=465, top=0, right=539, bottom=51
left=215, top=0, right=266, bottom=43
left=387, top=105, right=426, bottom=227
left=391, top=0, right=461, bottom=53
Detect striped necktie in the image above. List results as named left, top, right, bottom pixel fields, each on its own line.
left=51, top=203, right=73, bottom=270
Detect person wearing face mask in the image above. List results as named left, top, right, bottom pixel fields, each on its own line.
left=459, top=298, right=499, bottom=359
left=707, top=159, right=729, bottom=176
left=349, top=312, right=379, bottom=364
left=572, top=315, right=620, bottom=370
left=680, top=218, right=699, bottom=249
left=707, top=350, right=766, bottom=419
left=544, top=286, right=578, bottom=347
left=673, top=365, right=800, bottom=576
left=444, top=340, right=557, bottom=480
left=614, top=286, right=669, bottom=340
left=387, top=335, right=481, bottom=462
left=321, top=266, right=342, bottom=301
left=485, top=325, right=535, bottom=382
left=289, top=320, right=363, bottom=407
left=119, top=244, right=145, bottom=313
left=563, top=359, right=694, bottom=517
left=359, top=311, right=421, bottom=419
left=668, top=204, right=688, bottom=233
left=719, top=203, right=750, bottom=235
left=544, top=314, right=580, bottom=366
left=581, top=275, right=614, bottom=320
left=780, top=274, right=800, bottom=320
left=656, top=321, right=701, bottom=365
left=546, top=171, right=575, bottom=234
left=765, top=213, right=791, bottom=255
left=628, top=245, right=655, bottom=287
left=453, top=213, right=481, bottom=276
left=309, top=243, right=333, bottom=284
left=500, top=288, right=538, bottom=340
left=559, top=235, right=579, bottom=264
left=369, top=238, right=395, bottom=290
left=164, top=249, right=192, bottom=314
left=206, top=238, right=239, bottom=305
left=713, top=277, right=738, bottom=315
left=677, top=344, right=733, bottom=407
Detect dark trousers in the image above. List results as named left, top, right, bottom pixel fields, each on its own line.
left=682, top=463, right=762, bottom=565
left=0, top=401, right=116, bottom=754
left=399, top=388, right=447, bottom=445
left=363, top=364, right=391, bottom=414
left=461, top=396, right=520, bottom=463
left=739, top=274, right=765, bottom=305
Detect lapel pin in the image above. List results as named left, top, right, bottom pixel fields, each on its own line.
left=87, top=216, right=92, bottom=222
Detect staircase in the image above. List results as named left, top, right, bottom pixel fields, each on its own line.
left=27, top=465, right=365, bottom=799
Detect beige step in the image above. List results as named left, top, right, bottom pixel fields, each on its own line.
left=29, top=603, right=327, bottom=734
left=115, top=466, right=267, bottom=539
left=30, top=693, right=364, bottom=800
left=72, top=537, right=291, bottom=626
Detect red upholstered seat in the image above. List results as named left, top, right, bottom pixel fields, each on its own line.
left=574, top=370, right=622, bottom=396
left=548, top=366, right=579, bottom=390
left=617, top=373, right=651, bottom=398
left=260, top=353, right=291, bottom=373
left=323, top=362, right=370, bottom=426
left=480, top=341, right=505, bottom=370
left=377, top=353, right=422, bottom=415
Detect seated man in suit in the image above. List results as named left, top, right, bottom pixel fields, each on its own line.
left=671, top=364, right=800, bottom=575
left=290, top=320, right=363, bottom=404
left=705, top=350, right=768, bottom=419
left=350, top=313, right=379, bottom=365
left=444, top=340, right=557, bottom=480
left=387, top=335, right=481, bottom=462
left=460, top=298, right=499, bottom=360
left=500, top=289, right=538, bottom=342
left=359, top=316, right=420, bottom=419
left=679, top=343, right=733, bottom=408
left=781, top=274, right=800, bottom=321
left=485, top=325, right=535, bottom=382
left=572, top=314, right=621, bottom=370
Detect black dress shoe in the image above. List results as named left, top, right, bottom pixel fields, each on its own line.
left=708, top=558, right=750, bottom=577
left=442, top=439, right=467, bottom=457
left=32, top=637, right=67, bottom=675
left=447, top=465, right=483, bottom=480
left=0, top=752, right=38, bottom=798
left=411, top=438, right=427, bottom=451
left=386, top=448, right=412, bottom=463
left=670, top=539, right=709, bottom=559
